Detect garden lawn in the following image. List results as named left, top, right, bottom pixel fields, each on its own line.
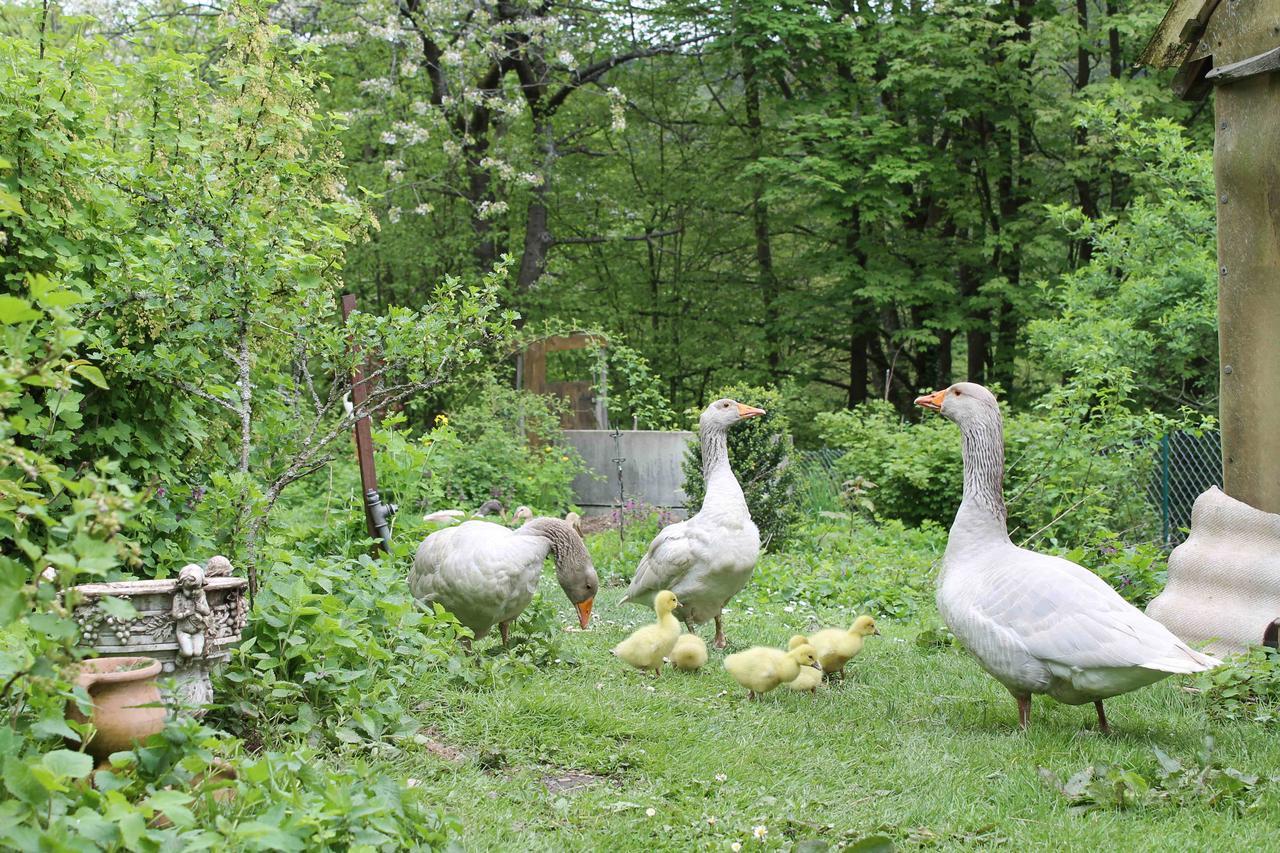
left=393, top=581, right=1280, bottom=851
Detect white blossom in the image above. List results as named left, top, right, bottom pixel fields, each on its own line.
left=359, top=77, right=394, bottom=96
left=380, top=131, right=398, bottom=145
left=387, top=206, right=402, bottom=224
left=414, top=203, right=432, bottom=216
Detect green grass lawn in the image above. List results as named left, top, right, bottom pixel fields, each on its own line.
left=394, top=580, right=1280, bottom=851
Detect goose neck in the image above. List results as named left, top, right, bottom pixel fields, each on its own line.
left=700, top=425, right=730, bottom=481
left=958, top=410, right=1008, bottom=531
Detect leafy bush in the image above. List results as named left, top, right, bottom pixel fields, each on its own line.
left=1062, top=541, right=1167, bottom=607
left=817, top=396, right=1167, bottom=548
left=215, top=549, right=465, bottom=753
left=376, top=383, right=585, bottom=516
left=1, top=713, right=459, bottom=850
left=1039, top=737, right=1269, bottom=815
left=1196, top=647, right=1280, bottom=724
left=748, top=516, right=945, bottom=619
left=682, top=385, right=801, bottom=548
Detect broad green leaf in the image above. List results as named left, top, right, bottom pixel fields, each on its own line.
left=42, top=748, right=94, bottom=779
left=0, top=295, right=39, bottom=324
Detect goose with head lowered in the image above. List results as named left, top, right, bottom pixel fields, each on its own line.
left=622, top=398, right=765, bottom=648
left=916, top=382, right=1220, bottom=733
left=408, top=517, right=597, bottom=646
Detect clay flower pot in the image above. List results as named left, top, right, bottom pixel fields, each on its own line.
left=68, top=656, right=167, bottom=763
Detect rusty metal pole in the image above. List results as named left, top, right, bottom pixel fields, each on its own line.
left=341, top=294, right=395, bottom=551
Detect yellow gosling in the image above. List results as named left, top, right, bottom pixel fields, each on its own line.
left=612, top=590, right=681, bottom=676
left=809, top=615, right=879, bottom=677
left=786, top=635, right=823, bottom=694
left=671, top=632, right=709, bottom=671
left=724, top=642, right=822, bottom=700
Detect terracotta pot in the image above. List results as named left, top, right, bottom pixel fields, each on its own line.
left=68, top=656, right=167, bottom=762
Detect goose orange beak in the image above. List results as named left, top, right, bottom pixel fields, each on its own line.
left=737, top=403, right=766, bottom=419
left=914, top=389, right=946, bottom=412
left=575, top=597, right=594, bottom=629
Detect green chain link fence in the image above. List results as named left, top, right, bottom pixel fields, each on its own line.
left=1147, top=431, right=1222, bottom=547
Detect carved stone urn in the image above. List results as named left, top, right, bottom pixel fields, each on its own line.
left=70, top=556, right=247, bottom=714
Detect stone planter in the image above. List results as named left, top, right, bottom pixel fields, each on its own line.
left=70, top=560, right=247, bottom=713
left=67, top=656, right=167, bottom=764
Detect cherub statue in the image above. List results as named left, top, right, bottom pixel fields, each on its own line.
left=172, top=563, right=212, bottom=660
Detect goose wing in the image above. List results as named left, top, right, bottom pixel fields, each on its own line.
left=994, top=547, right=1218, bottom=674
left=408, top=521, right=547, bottom=634
left=623, top=520, right=696, bottom=605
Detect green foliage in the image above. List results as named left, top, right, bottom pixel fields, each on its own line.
left=1, top=713, right=459, bottom=850
left=376, top=383, right=585, bottom=515
left=1029, top=114, right=1216, bottom=412
left=1062, top=541, right=1167, bottom=607
left=215, top=550, right=465, bottom=753
left=1039, top=737, right=1269, bottom=815
left=1196, top=648, right=1280, bottom=725
left=749, top=516, right=944, bottom=619
left=682, top=385, right=801, bottom=548
left=818, top=393, right=1175, bottom=548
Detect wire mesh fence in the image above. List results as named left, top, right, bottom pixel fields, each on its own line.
left=793, top=430, right=1220, bottom=547
left=1146, top=431, right=1222, bottom=546
left=794, top=448, right=846, bottom=513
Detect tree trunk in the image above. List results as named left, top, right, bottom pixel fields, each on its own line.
left=743, top=49, right=781, bottom=372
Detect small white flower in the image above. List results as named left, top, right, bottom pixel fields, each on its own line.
left=753, top=825, right=768, bottom=840
left=707, top=816, right=717, bottom=825
left=380, top=131, right=398, bottom=145
left=387, top=206, right=402, bottom=224
left=714, top=773, right=727, bottom=782
left=783, top=605, right=795, bottom=613
left=645, top=807, right=656, bottom=817
left=595, top=682, right=604, bottom=690
left=414, top=203, right=432, bottom=216
left=731, top=843, right=742, bottom=852
left=645, top=685, right=656, bottom=693
left=557, top=49, right=575, bottom=66
left=406, top=778, right=421, bottom=788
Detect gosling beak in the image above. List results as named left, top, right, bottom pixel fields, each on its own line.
left=575, top=597, right=594, bottom=629
left=914, top=389, right=946, bottom=412
left=810, top=661, right=824, bottom=671
left=736, top=403, right=766, bottom=419
left=873, top=627, right=881, bottom=636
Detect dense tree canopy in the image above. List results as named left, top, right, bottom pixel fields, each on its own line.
left=291, top=0, right=1213, bottom=422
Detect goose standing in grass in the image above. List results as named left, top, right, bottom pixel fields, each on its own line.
left=623, top=398, right=765, bottom=648
left=408, top=517, right=597, bottom=646
left=916, top=382, right=1220, bottom=732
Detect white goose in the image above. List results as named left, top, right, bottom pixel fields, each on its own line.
left=623, top=398, right=764, bottom=648
left=408, top=517, right=597, bottom=645
left=916, top=382, right=1220, bottom=732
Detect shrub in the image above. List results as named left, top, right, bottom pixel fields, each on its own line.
left=375, top=383, right=585, bottom=516
left=817, top=398, right=1163, bottom=548
left=682, top=384, right=801, bottom=549
left=748, top=516, right=945, bottom=619
left=214, top=549, right=465, bottom=753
